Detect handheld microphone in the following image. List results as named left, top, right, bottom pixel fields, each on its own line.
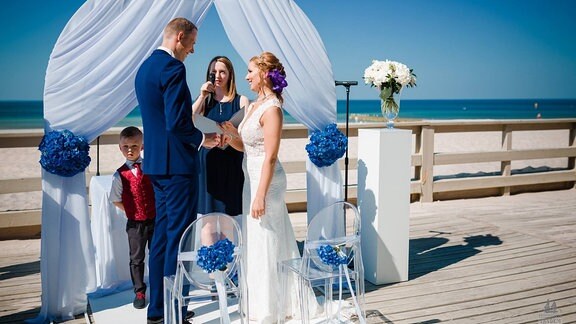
left=335, top=81, right=358, bottom=86
left=208, top=72, right=216, bottom=104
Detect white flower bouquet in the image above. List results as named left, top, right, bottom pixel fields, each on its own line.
left=363, top=59, right=416, bottom=92
left=363, top=60, right=417, bottom=128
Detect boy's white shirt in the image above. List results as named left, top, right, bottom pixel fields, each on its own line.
left=109, top=157, right=143, bottom=203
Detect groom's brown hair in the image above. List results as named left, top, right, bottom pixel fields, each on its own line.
left=164, top=17, right=197, bottom=36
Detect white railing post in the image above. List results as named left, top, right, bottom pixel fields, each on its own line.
left=501, top=125, right=513, bottom=195
left=420, top=126, right=435, bottom=202
left=413, top=126, right=422, bottom=199
left=569, top=122, right=576, bottom=189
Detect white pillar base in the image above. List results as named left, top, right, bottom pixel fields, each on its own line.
left=358, top=128, right=411, bottom=285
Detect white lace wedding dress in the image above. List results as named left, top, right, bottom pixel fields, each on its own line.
left=239, top=98, right=301, bottom=323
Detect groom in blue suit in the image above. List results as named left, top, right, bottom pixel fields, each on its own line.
left=135, top=17, right=218, bottom=324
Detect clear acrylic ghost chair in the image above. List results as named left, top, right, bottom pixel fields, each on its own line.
left=278, top=201, right=366, bottom=323
left=163, top=213, right=248, bottom=324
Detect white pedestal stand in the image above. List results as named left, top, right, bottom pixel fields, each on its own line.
left=357, top=128, right=411, bottom=284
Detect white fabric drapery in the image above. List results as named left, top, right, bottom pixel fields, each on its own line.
left=89, top=175, right=133, bottom=295
left=44, top=0, right=212, bottom=139
left=32, top=170, right=96, bottom=322
left=34, top=0, right=342, bottom=321
left=214, top=0, right=343, bottom=221
left=32, top=1, right=213, bottom=322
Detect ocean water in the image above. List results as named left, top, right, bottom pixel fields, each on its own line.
left=1, top=99, right=575, bottom=130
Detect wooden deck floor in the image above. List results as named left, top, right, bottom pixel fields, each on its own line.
left=1, top=189, right=574, bottom=323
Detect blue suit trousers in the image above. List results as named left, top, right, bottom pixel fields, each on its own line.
left=147, top=174, right=198, bottom=319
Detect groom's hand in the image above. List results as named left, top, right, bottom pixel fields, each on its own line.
left=221, top=134, right=232, bottom=147
left=202, top=133, right=220, bottom=148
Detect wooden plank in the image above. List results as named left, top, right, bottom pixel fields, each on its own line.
left=376, top=255, right=576, bottom=298
left=501, top=125, right=513, bottom=195
left=433, top=170, right=576, bottom=192
left=279, top=125, right=309, bottom=139
left=420, top=126, right=434, bottom=202
left=411, top=154, right=422, bottom=167
left=507, top=121, right=575, bottom=131
left=456, top=296, right=575, bottom=324
left=0, top=177, right=42, bottom=194
left=275, top=155, right=420, bottom=175
left=388, top=282, right=575, bottom=323
left=409, top=241, right=566, bottom=269
left=0, top=188, right=574, bottom=324
left=371, top=264, right=576, bottom=316
left=409, top=246, right=576, bottom=281
left=434, top=147, right=576, bottom=165
left=404, top=249, right=576, bottom=292
left=1, top=119, right=574, bottom=147
left=0, top=210, right=41, bottom=229
left=0, top=172, right=98, bottom=194
left=399, top=283, right=576, bottom=323
left=282, top=158, right=361, bottom=174
left=375, top=232, right=568, bottom=287
left=286, top=183, right=423, bottom=204
left=569, top=123, right=576, bottom=190
left=0, top=293, right=41, bottom=306
left=2, top=120, right=576, bottom=209
left=423, top=119, right=574, bottom=132
left=412, top=126, right=423, bottom=182
left=0, top=136, right=41, bottom=148
left=0, top=186, right=353, bottom=230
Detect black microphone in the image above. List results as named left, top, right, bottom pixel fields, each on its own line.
left=208, top=72, right=216, bottom=104
left=335, top=80, right=358, bottom=86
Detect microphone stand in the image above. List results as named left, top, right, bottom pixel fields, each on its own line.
left=96, top=136, right=100, bottom=176
left=335, top=81, right=357, bottom=204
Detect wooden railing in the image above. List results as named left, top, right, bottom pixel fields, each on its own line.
left=1, top=119, right=575, bottom=239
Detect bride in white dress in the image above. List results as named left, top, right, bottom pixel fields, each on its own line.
left=222, top=52, right=304, bottom=323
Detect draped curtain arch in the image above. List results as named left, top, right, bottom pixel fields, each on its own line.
left=43, top=0, right=213, bottom=140
left=33, top=0, right=342, bottom=321
left=214, top=0, right=342, bottom=221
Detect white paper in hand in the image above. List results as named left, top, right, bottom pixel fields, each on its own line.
left=228, top=109, right=245, bottom=127
left=193, top=114, right=223, bottom=134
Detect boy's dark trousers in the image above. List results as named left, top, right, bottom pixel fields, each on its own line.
left=126, top=219, right=154, bottom=293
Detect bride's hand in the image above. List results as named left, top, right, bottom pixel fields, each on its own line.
left=220, top=121, right=239, bottom=138
left=251, top=196, right=265, bottom=219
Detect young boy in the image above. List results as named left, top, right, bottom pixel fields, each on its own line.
left=109, top=126, right=155, bottom=309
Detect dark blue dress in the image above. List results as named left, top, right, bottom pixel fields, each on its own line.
left=197, top=95, right=244, bottom=215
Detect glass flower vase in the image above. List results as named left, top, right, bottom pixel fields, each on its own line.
left=379, top=86, right=402, bottom=129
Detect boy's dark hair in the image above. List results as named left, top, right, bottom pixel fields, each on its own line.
left=120, top=126, right=143, bottom=139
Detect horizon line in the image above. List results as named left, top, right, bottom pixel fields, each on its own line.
left=1, top=97, right=576, bottom=102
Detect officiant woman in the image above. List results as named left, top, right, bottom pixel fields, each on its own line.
left=193, top=56, right=249, bottom=226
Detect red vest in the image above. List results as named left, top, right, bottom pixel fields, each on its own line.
left=118, top=163, right=156, bottom=221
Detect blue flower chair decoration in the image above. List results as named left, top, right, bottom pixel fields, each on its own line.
left=278, top=201, right=366, bottom=323
left=164, top=213, right=247, bottom=324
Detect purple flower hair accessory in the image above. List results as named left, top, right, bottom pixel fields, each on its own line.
left=268, top=69, right=288, bottom=93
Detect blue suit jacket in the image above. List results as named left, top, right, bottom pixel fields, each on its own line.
left=135, top=49, right=203, bottom=175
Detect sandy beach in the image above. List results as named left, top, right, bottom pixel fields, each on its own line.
left=0, top=128, right=571, bottom=212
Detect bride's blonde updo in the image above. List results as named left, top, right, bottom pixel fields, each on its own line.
left=250, top=51, right=287, bottom=104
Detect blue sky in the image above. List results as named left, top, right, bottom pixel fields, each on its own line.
left=0, top=0, right=575, bottom=100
